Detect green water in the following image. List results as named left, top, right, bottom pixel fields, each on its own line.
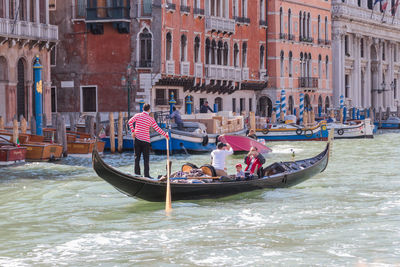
left=0, top=132, right=399, bottom=266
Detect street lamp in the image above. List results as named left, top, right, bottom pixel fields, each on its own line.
left=121, top=65, right=137, bottom=119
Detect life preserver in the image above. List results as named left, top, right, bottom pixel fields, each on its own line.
left=202, top=135, right=209, bottom=146
left=304, top=129, right=313, bottom=138
left=296, top=129, right=302, bottom=135
left=321, top=125, right=327, bottom=131
left=262, top=129, right=269, bottom=135
left=337, top=129, right=344, bottom=135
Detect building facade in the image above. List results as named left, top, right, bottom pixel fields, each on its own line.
left=266, top=0, right=333, bottom=117
left=0, top=0, right=58, bottom=124
left=332, top=0, right=400, bottom=111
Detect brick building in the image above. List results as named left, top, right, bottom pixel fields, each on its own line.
left=0, top=0, right=58, bottom=124
left=266, top=0, right=333, bottom=116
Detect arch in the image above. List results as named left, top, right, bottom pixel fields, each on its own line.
left=139, top=27, right=153, bottom=67
left=288, top=95, right=294, bottom=115
left=180, top=34, right=187, bottom=62
left=17, top=58, right=27, bottom=119
left=166, top=32, right=172, bottom=61
left=325, top=96, right=330, bottom=112
left=194, top=36, right=201, bottom=63
left=215, top=97, right=223, bottom=111
left=257, top=96, right=273, bottom=117
left=304, top=93, right=311, bottom=109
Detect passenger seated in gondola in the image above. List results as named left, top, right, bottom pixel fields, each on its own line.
left=244, top=146, right=266, bottom=178
left=211, top=142, right=233, bottom=176
left=235, top=163, right=245, bottom=180
left=247, top=129, right=257, bottom=140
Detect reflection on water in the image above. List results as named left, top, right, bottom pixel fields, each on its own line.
left=0, top=132, right=399, bottom=266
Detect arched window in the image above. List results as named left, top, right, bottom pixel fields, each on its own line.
left=303, top=12, right=306, bottom=38
left=288, top=51, right=293, bottom=77
left=140, top=28, right=152, bottom=67
left=205, top=38, right=210, bottom=64
left=280, top=51, right=284, bottom=77
left=325, top=56, right=329, bottom=79
left=223, top=42, right=229, bottom=66
left=166, top=32, right=172, bottom=61
left=215, top=97, right=223, bottom=111
left=260, top=0, right=265, bottom=21
left=242, top=42, right=247, bottom=67
left=307, top=13, right=310, bottom=38
left=325, top=16, right=328, bottom=41
left=299, top=12, right=302, bottom=39
left=280, top=7, right=283, bottom=34
left=260, top=45, right=265, bottom=69
left=217, top=41, right=223, bottom=65
left=234, top=43, right=239, bottom=67
left=288, top=95, right=294, bottom=115
left=180, top=34, right=187, bottom=62
left=211, top=40, right=216, bottom=64
left=308, top=53, right=312, bottom=78
left=300, top=52, right=304, bottom=77
left=304, top=53, right=308, bottom=78
left=325, top=96, right=330, bottom=112
left=194, top=36, right=200, bottom=63
left=288, top=9, right=292, bottom=36
left=318, top=54, right=322, bottom=78
left=318, top=15, right=321, bottom=41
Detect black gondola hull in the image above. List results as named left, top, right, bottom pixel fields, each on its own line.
left=92, top=144, right=330, bottom=202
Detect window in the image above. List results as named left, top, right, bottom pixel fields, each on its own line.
left=205, top=38, right=210, bottom=64
left=140, top=28, right=152, bottom=67
left=288, top=9, right=291, bottom=35
left=325, top=17, right=328, bottom=41
left=249, top=98, right=252, bottom=112
left=288, top=96, right=293, bottom=114
left=325, top=56, right=329, bottom=79
left=307, top=13, right=310, bottom=38
left=217, top=41, right=223, bottom=65
left=223, top=42, right=229, bottom=66
left=280, top=51, right=284, bottom=77
left=20, top=0, right=27, bottom=20
left=156, top=89, right=165, bottom=101
left=50, top=47, right=56, bottom=66
left=242, top=0, right=247, bottom=17
left=181, top=34, right=187, bottom=62
left=211, top=0, right=215, bottom=15
left=30, top=0, right=36, bottom=21
left=166, top=32, right=172, bottom=61
left=215, top=97, right=223, bottom=111
left=233, top=0, right=238, bottom=18
left=234, top=43, right=239, bottom=67
left=358, top=0, right=361, bottom=7
left=242, top=42, right=247, bottom=67
left=318, top=15, right=320, bottom=40
left=345, top=35, right=350, bottom=56
left=303, top=12, right=306, bottom=38
left=361, top=38, right=364, bottom=58
left=318, top=55, right=322, bottom=78
left=51, top=87, right=57, bottom=113
left=142, top=0, right=152, bottom=16
left=211, top=40, right=216, bottom=64
left=194, top=36, right=200, bottom=63
left=300, top=52, right=304, bottom=77
left=280, top=7, right=283, bottom=34
left=382, top=42, right=386, bottom=61
left=260, top=45, right=265, bottom=69
left=81, top=86, right=97, bottom=112
left=299, top=12, right=302, bottom=39
left=260, top=0, right=265, bottom=21
left=288, top=51, right=293, bottom=77
left=345, top=75, right=349, bottom=98
left=368, top=0, right=373, bottom=9
left=240, top=98, right=245, bottom=112
left=232, top=98, right=237, bottom=113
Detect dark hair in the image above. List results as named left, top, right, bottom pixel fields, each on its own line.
left=143, top=104, right=150, bottom=111
left=173, top=106, right=176, bottom=111
left=217, top=142, right=225, bottom=149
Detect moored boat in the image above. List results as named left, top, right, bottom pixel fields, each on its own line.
left=375, top=116, right=400, bottom=129
left=218, top=135, right=272, bottom=154
left=256, top=122, right=329, bottom=141
left=92, top=142, right=330, bottom=202
left=327, top=118, right=374, bottom=139
left=0, top=142, right=27, bottom=166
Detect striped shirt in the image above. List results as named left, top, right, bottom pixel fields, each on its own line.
left=128, top=112, right=168, bottom=143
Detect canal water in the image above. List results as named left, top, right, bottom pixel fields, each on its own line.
left=0, top=132, right=399, bottom=266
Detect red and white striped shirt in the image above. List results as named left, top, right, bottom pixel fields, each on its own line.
left=128, top=112, right=168, bottom=143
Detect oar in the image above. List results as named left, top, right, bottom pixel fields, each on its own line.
left=165, top=135, right=172, bottom=213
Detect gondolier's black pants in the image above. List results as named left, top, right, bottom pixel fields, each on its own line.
left=134, top=138, right=151, bottom=177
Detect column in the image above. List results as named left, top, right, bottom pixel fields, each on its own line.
left=27, top=0, right=31, bottom=22
left=45, top=0, right=49, bottom=24
left=36, top=0, right=40, bottom=23
left=332, top=30, right=343, bottom=108
left=366, top=37, right=372, bottom=107
left=5, top=0, right=9, bottom=19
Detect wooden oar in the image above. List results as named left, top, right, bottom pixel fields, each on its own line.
left=165, top=136, right=172, bottom=213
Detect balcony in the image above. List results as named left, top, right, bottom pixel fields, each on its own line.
left=318, top=38, right=324, bottom=44
left=235, top=16, right=250, bottom=25
left=205, top=16, right=235, bottom=34
left=166, top=3, right=176, bottom=12
left=194, top=8, right=205, bottom=18
left=0, top=18, right=58, bottom=43
left=156, top=98, right=183, bottom=106
left=325, top=39, right=331, bottom=45
left=242, top=68, right=249, bottom=81
left=180, top=61, right=190, bottom=76
left=195, top=63, right=203, bottom=77
left=205, top=65, right=242, bottom=81
left=259, top=19, right=267, bottom=28
left=299, top=77, right=318, bottom=88
left=288, top=34, right=295, bottom=40
left=166, top=60, right=175, bottom=75
left=279, top=33, right=287, bottom=40
left=134, top=60, right=153, bottom=68
left=259, top=69, right=267, bottom=81
left=86, top=5, right=130, bottom=22
left=180, top=5, right=191, bottom=14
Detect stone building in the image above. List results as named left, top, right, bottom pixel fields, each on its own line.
left=0, top=0, right=58, bottom=124
left=266, top=0, right=333, bottom=116
left=332, top=0, right=400, bottom=111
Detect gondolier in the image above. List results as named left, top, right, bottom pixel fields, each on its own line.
left=128, top=104, right=169, bottom=178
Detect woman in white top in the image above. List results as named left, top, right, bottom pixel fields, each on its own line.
left=211, top=142, right=233, bottom=176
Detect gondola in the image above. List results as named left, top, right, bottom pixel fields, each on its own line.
left=92, top=142, right=331, bottom=202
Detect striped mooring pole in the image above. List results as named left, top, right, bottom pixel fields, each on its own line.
left=280, top=89, right=286, bottom=118
left=299, top=93, right=304, bottom=125
left=275, top=100, right=281, bottom=120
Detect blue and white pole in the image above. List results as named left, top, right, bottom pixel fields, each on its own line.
left=169, top=93, right=176, bottom=115
left=299, top=93, right=304, bottom=125
left=139, top=99, right=145, bottom=112
left=280, top=90, right=286, bottom=118
left=33, top=55, right=43, bottom=136
left=186, top=95, right=192, bottom=115
left=275, top=100, right=281, bottom=120
left=340, top=95, right=344, bottom=109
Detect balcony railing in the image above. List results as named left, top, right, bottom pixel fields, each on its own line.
left=86, top=6, right=130, bottom=21
left=0, top=18, right=58, bottom=41
left=205, top=65, right=243, bottom=82
left=205, top=16, right=235, bottom=34
left=259, top=19, right=267, bottom=28
left=279, top=33, right=287, bottom=40
left=180, top=61, right=190, bottom=76
left=193, top=8, right=205, bottom=17
left=195, top=63, right=203, bottom=77
left=288, top=34, right=295, bottom=40
left=299, top=77, right=318, bottom=88
left=242, top=68, right=249, bottom=81
left=235, top=16, right=250, bottom=24
left=166, top=3, right=176, bottom=12
left=180, top=5, right=190, bottom=13
left=325, top=39, right=331, bottom=45
left=156, top=98, right=183, bottom=106
left=134, top=60, right=153, bottom=68
left=318, top=38, right=324, bottom=44
left=166, top=60, right=175, bottom=75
